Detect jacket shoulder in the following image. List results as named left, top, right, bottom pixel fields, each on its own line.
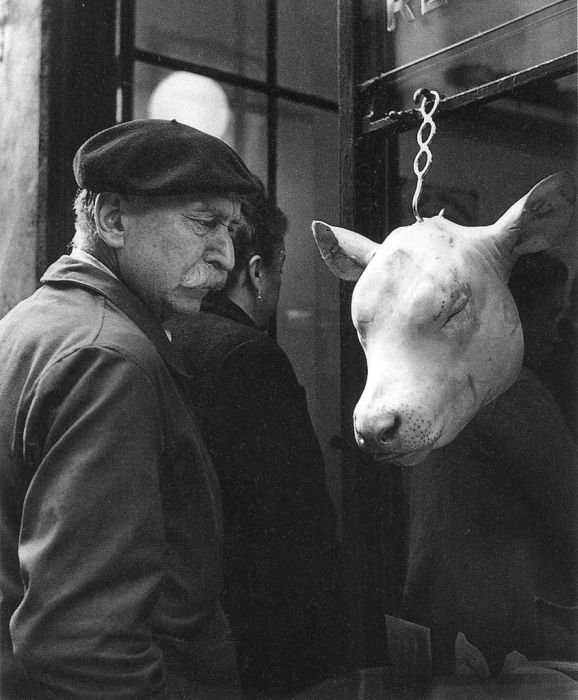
left=0, top=283, right=165, bottom=381
left=172, top=311, right=278, bottom=372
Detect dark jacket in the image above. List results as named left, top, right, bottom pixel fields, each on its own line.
left=0, top=257, right=238, bottom=699
left=170, top=294, right=349, bottom=695
left=401, top=368, right=577, bottom=675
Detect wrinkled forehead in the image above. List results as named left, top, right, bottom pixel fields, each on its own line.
left=128, top=191, right=241, bottom=218
left=182, top=192, right=241, bottom=218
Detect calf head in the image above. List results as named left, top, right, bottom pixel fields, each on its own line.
left=313, top=172, right=575, bottom=466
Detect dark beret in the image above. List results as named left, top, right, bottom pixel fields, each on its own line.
left=73, top=119, right=259, bottom=196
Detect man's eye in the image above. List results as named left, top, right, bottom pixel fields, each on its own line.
left=200, top=219, right=220, bottom=231
left=183, top=215, right=219, bottom=233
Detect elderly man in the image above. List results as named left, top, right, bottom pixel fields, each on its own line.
left=0, top=119, right=258, bottom=698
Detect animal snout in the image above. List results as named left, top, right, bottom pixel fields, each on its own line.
left=354, top=411, right=402, bottom=451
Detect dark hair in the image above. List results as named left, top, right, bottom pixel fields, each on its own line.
left=224, top=178, right=288, bottom=291
left=509, top=251, right=568, bottom=313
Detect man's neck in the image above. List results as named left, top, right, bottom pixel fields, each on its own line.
left=70, top=247, right=119, bottom=280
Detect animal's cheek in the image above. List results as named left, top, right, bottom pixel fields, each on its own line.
left=442, top=310, right=481, bottom=353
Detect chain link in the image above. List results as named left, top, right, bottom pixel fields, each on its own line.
left=412, top=89, right=441, bottom=222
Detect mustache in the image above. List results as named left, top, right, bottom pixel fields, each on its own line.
left=180, top=262, right=228, bottom=290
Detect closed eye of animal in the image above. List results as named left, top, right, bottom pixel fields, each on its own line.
left=441, top=292, right=470, bottom=328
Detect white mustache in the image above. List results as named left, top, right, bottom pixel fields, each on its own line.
left=180, top=262, right=228, bottom=290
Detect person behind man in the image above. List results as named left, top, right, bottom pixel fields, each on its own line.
left=169, top=184, right=350, bottom=696
left=0, top=118, right=260, bottom=698
left=400, top=251, right=577, bottom=675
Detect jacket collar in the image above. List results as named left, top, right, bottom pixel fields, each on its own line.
left=200, top=292, right=257, bottom=329
left=41, top=255, right=190, bottom=379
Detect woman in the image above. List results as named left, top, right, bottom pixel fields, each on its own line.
left=170, top=184, right=350, bottom=696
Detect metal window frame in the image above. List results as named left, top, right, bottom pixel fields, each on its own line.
left=362, top=52, right=577, bottom=137
left=116, top=0, right=338, bottom=202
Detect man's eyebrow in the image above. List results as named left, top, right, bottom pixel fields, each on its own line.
left=181, top=210, right=242, bottom=228
left=184, top=204, right=240, bottom=221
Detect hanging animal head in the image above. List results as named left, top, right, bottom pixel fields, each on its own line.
left=313, top=172, right=575, bottom=466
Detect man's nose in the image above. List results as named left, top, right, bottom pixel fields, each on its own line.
left=207, top=230, right=235, bottom=272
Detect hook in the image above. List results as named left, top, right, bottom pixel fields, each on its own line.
left=411, top=89, right=440, bottom=222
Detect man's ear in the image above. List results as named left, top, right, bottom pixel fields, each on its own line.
left=94, top=193, right=126, bottom=249
left=312, top=221, right=378, bottom=282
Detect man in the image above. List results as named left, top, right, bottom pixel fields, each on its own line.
left=0, top=118, right=258, bottom=698
left=169, top=186, right=351, bottom=695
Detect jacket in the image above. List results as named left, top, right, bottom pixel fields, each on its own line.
left=0, top=256, right=238, bottom=699
left=170, top=294, right=350, bottom=695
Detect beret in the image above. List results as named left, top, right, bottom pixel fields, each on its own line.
left=73, top=119, right=259, bottom=196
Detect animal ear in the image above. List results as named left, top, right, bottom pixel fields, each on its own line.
left=312, top=221, right=379, bottom=281
left=491, top=172, right=576, bottom=256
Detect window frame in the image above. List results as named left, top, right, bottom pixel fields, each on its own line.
left=116, top=0, right=338, bottom=202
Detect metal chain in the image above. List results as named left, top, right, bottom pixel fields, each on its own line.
left=412, top=89, right=441, bottom=222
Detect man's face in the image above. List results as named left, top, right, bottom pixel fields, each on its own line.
left=118, top=193, right=240, bottom=320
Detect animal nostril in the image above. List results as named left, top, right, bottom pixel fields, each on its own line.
left=379, top=415, right=401, bottom=444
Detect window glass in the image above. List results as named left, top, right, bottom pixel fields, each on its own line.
left=395, top=75, right=576, bottom=258
left=360, top=0, right=576, bottom=112
left=277, top=1, right=338, bottom=101
left=276, top=100, right=341, bottom=512
left=133, top=62, right=267, bottom=184
left=135, top=0, right=267, bottom=82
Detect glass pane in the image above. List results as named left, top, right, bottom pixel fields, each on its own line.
left=394, top=74, right=576, bottom=255
left=276, top=101, right=341, bottom=512
left=278, top=1, right=338, bottom=102
left=133, top=62, right=268, bottom=185
left=135, top=0, right=267, bottom=83
left=360, top=0, right=577, bottom=112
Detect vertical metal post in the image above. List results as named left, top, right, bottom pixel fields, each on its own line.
left=118, top=0, right=135, bottom=122
left=266, top=0, right=278, bottom=201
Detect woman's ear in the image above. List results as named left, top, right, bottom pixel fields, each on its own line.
left=247, top=254, right=263, bottom=293
left=94, top=193, right=126, bottom=249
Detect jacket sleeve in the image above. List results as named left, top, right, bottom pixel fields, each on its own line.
left=12, top=346, right=168, bottom=698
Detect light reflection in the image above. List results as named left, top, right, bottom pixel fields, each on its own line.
left=148, top=71, right=231, bottom=139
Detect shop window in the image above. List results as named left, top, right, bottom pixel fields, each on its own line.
left=360, top=0, right=576, bottom=112
left=336, top=0, right=577, bottom=658
left=119, top=0, right=343, bottom=514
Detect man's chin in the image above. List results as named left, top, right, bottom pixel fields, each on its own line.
left=166, top=287, right=210, bottom=318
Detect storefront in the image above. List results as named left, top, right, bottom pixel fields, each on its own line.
left=0, top=0, right=576, bottom=686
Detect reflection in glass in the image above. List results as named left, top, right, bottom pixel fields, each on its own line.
left=148, top=72, right=231, bottom=139
left=395, top=75, right=576, bottom=262
left=133, top=62, right=268, bottom=185
left=360, top=0, right=576, bottom=113
left=135, top=0, right=267, bottom=82
left=276, top=100, right=341, bottom=512
left=277, top=1, right=338, bottom=101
